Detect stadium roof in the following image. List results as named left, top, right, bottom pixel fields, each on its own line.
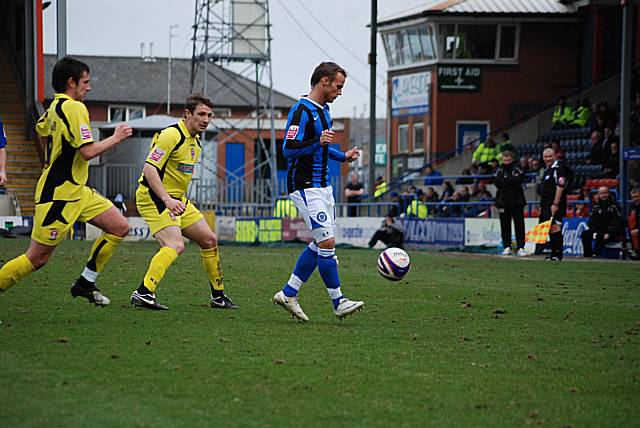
left=43, top=54, right=296, bottom=110
left=379, top=0, right=579, bottom=26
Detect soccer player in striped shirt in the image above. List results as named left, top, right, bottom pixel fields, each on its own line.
left=273, top=62, right=364, bottom=322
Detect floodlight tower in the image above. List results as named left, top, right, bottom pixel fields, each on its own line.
left=190, top=0, right=277, bottom=205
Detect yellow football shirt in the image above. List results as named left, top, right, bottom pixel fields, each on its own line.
left=34, top=93, right=95, bottom=203
left=138, top=119, right=201, bottom=198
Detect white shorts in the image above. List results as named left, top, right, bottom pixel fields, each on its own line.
left=289, top=186, right=336, bottom=234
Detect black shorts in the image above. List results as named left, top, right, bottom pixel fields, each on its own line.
left=539, top=200, right=565, bottom=225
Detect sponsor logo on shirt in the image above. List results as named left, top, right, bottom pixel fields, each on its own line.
left=80, top=124, right=92, bottom=142
left=49, top=229, right=59, bottom=240
left=177, top=163, right=194, bottom=174
left=286, top=125, right=299, bottom=139
left=149, top=148, right=165, bottom=162
left=191, top=148, right=195, bottom=160
left=558, top=177, right=565, bottom=186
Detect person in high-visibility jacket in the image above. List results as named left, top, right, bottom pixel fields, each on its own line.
left=274, top=196, right=298, bottom=218
left=552, top=96, right=574, bottom=129
left=373, top=176, right=388, bottom=198
left=405, top=191, right=428, bottom=219
left=571, top=98, right=591, bottom=128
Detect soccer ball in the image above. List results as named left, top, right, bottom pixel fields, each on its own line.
left=377, top=248, right=411, bottom=281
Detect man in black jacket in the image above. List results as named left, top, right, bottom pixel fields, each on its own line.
left=494, top=151, right=527, bottom=256
left=580, top=186, right=624, bottom=257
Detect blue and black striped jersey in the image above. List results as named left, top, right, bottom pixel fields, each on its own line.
left=283, top=97, right=345, bottom=193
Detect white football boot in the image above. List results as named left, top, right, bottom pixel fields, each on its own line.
left=334, top=298, right=365, bottom=320
left=501, top=247, right=512, bottom=256
left=516, top=248, right=528, bottom=257
left=273, top=290, right=309, bottom=322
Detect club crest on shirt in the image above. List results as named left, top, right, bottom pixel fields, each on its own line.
left=149, top=148, right=165, bottom=162
left=80, top=124, right=92, bottom=142
left=317, top=211, right=328, bottom=222
left=286, top=126, right=299, bottom=139
left=558, top=177, right=565, bottom=186
left=49, top=229, right=59, bottom=240
left=191, top=148, right=195, bottom=160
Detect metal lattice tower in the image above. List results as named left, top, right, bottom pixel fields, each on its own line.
left=190, top=0, right=277, bottom=205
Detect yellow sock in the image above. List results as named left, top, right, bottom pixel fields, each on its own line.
left=201, top=247, right=224, bottom=291
left=0, top=254, right=36, bottom=291
left=143, top=247, right=178, bottom=293
left=86, top=233, right=124, bottom=273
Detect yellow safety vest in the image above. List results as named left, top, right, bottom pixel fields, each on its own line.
left=406, top=199, right=428, bottom=219
left=374, top=181, right=388, bottom=198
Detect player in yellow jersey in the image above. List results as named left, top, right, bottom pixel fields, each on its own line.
left=130, top=93, right=236, bottom=310
left=0, top=57, right=132, bottom=305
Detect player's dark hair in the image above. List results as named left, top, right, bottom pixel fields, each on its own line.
left=310, top=62, right=347, bottom=88
left=502, top=150, right=514, bottom=159
left=52, top=56, right=90, bottom=93
left=185, top=92, right=214, bottom=113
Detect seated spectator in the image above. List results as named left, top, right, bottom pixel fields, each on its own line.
left=472, top=137, right=499, bottom=173
left=580, top=186, right=624, bottom=257
left=405, top=190, right=428, bottom=219
left=387, top=192, right=406, bottom=218
left=459, top=186, right=471, bottom=202
left=597, top=141, right=620, bottom=179
left=519, top=156, right=531, bottom=173
left=572, top=98, right=591, bottom=128
left=456, top=168, right=474, bottom=184
left=425, top=186, right=439, bottom=203
left=469, top=163, right=480, bottom=176
left=441, top=191, right=463, bottom=218
left=423, top=164, right=443, bottom=185
left=489, top=159, right=500, bottom=174
left=589, top=112, right=607, bottom=134
left=587, top=130, right=607, bottom=165
left=368, top=215, right=404, bottom=249
left=441, top=181, right=455, bottom=201
left=574, top=187, right=592, bottom=218
left=552, top=96, right=574, bottom=129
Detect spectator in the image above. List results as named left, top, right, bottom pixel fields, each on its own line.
left=572, top=98, right=591, bottom=128
left=472, top=137, right=499, bottom=173
left=441, top=192, right=463, bottom=218
left=489, top=159, right=500, bottom=174
left=373, top=175, right=388, bottom=199
left=423, top=164, right=443, bottom=185
left=387, top=192, right=406, bottom=218
left=574, top=187, right=592, bottom=218
left=425, top=187, right=439, bottom=203
left=580, top=186, right=624, bottom=257
left=497, top=133, right=515, bottom=164
left=344, top=172, right=364, bottom=217
left=405, top=190, right=428, bottom=219
left=441, top=181, right=455, bottom=201
left=587, top=130, right=606, bottom=165
left=589, top=112, right=607, bottom=134
left=494, top=151, right=527, bottom=256
left=112, top=193, right=127, bottom=216
left=598, top=141, right=620, bottom=179
left=552, top=96, right=573, bottom=129
left=459, top=186, right=470, bottom=202
left=469, top=163, right=480, bottom=176
left=368, top=215, right=404, bottom=249
left=598, top=102, right=618, bottom=131
left=519, top=156, right=531, bottom=173
left=629, top=188, right=640, bottom=259
left=457, top=168, right=474, bottom=184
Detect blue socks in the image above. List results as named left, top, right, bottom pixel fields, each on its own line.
left=282, top=242, right=318, bottom=297
left=283, top=242, right=344, bottom=310
left=317, top=248, right=343, bottom=309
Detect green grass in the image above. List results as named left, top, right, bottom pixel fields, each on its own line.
left=1, top=238, right=639, bottom=427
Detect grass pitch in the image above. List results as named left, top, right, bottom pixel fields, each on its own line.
left=1, top=238, right=639, bottom=427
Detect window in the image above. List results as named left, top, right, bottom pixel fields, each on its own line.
left=398, top=124, right=409, bottom=153
left=213, top=108, right=232, bottom=118
left=498, top=25, right=517, bottom=59
left=413, top=123, right=424, bottom=152
left=437, top=23, right=519, bottom=62
left=108, top=105, right=146, bottom=122
left=383, top=24, right=437, bottom=67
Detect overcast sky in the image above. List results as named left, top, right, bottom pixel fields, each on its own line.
left=42, top=0, right=433, bottom=118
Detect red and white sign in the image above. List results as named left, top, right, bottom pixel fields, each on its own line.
left=149, top=148, right=165, bottom=162
left=286, top=125, right=299, bottom=140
